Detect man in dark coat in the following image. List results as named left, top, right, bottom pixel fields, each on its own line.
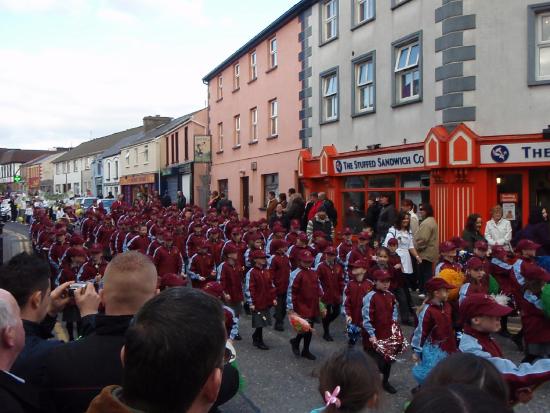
left=217, top=193, right=234, bottom=213
left=176, top=191, right=187, bottom=211
left=319, top=192, right=338, bottom=227
left=376, top=194, right=397, bottom=242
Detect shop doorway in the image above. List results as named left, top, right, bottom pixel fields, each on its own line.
left=529, top=169, right=550, bottom=210
left=494, top=172, right=528, bottom=233
left=241, top=176, right=250, bottom=219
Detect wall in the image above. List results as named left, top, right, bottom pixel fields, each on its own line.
left=120, top=140, right=160, bottom=177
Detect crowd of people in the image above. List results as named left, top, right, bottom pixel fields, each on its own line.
left=0, top=187, right=550, bottom=412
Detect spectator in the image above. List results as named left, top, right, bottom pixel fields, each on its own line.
left=9, top=197, right=17, bottom=222
left=484, top=205, right=512, bottom=251
left=217, top=193, right=234, bottom=213
left=286, top=188, right=305, bottom=222
left=376, top=194, right=397, bottom=242
left=209, top=190, right=221, bottom=210
left=25, top=202, right=33, bottom=225
left=40, top=251, right=158, bottom=413
left=106, top=192, right=114, bottom=199
left=0, top=289, right=40, bottom=413
left=515, top=207, right=550, bottom=255
left=319, top=192, right=338, bottom=226
left=269, top=203, right=289, bottom=230
left=462, top=214, right=487, bottom=252
left=278, top=192, right=288, bottom=209
left=86, top=288, right=226, bottom=413
left=176, top=191, right=187, bottom=211
left=414, top=203, right=439, bottom=295
left=266, top=191, right=278, bottom=219
left=402, top=199, right=419, bottom=235
left=0, top=253, right=95, bottom=383
left=303, top=192, right=322, bottom=231
left=363, top=195, right=380, bottom=233
left=306, top=206, right=335, bottom=242
left=161, top=190, right=172, bottom=208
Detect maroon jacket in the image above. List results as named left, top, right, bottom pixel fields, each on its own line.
left=517, top=288, right=550, bottom=345
left=388, top=253, right=405, bottom=289
left=289, top=267, right=323, bottom=319
left=411, top=301, right=457, bottom=355
left=218, top=260, right=244, bottom=304
left=188, top=252, right=216, bottom=289
left=221, top=240, right=247, bottom=269
left=268, top=253, right=291, bottom=296
left=78, top=259, right=107, bottom=282
left=48, top=241, right=69, bottom=273
left=337, top=240, right=354, bottom=264
left=206, top=239, right=225, bottom=265
left=186, top=233, right=205, bottom=258
left=245, top=267, right=276, bottom=311
left=153, top=246, right=184, bottom=277
left=317, top=261, right=345, bottom=305
left=288, top=245, right=314, bottom=270
left=346, top=245, right=374, bottom=268
left=362, top=289, right=398, bottom=346
left=81, top=218, right=97, bottom=243
left=57, top=264, right=80, bottom=285
left=126, top=235, right=149, bottom=255
left=94, top=225, right=114, bottom=250
left=343, top=279, right=373, bottom=325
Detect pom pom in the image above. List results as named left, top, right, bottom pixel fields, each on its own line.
left=412, top=343, right=449, bottom=384
left=488, top=275, right=500, bottom=295
left=542, top=283, right=550, bottom=319
left=492, top=294, right=510, bottom=307
left=288, top=313, right=313, bottom=333
left=347, top=323, right=362, bottom=344
left=319, top=301, right=327, bottom=318
left=437, top=269, right=465, bottom=301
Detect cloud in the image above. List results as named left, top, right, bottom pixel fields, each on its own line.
left=0, top=0, right=87, bottom=14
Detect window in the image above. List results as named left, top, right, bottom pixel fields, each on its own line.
left=263, top=173, right=279, bottom=207
left=67, top=162, right=71, bottom=173
left=321, top=69, right=339, bottom=122
left=250, top=107, right=258, bottom=142
left=134, top=148, right=138, bottom=165
left=529, top=6, right=550, bottom=84
left=125, top=150, right=130, bottom=166
left=217, top=75, right=223, bottom=100
left=86, top=157, right=91, bottom=170
left=114, top=160, right=119, bottom=179
left=144, top=145, right=149, bottom=163
left=269, top=100, right=278, bottom=137
left=538, top=13, right=550, bottom=79
left=393, top=32, right=422, bottom=105
left=269, top=37, right=278, bottom=68
left=56, top=163, right=60, bottom=174
left=97, top=161, right=102, bottom=175
left=321, top=0, right=338, bottom=43
left=250, top=51, right=257, bottom=80
left=74, top=183, right=80, bottom=196
left=175, top=131, right=180, bottom=163
left=355, top=0, right=374, bottom=25
left=234, top=115, right=241, bottom=147
left=184, top=128, right=188, bottom=161
left=218, top=179, right=228, bottom=196
left=234, top=64, right=240, bottom=90
left=73, top=160, right=78, bottom=172
left=353, top=53, right=375, bottom=114
left=106, top=161, right=111, bottom=180
left=218, top=122, right=224, bottom=151
left=55, top=184, right=61, bottom=194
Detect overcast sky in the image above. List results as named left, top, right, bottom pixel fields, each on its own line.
left=0, top=0, right=298, bottom=149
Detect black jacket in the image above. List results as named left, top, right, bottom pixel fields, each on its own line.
left=0, top=370, right=40, bottom=413
left=376, top=204, right=397, bottom=241
left=269, top=212, right=289, bottom=230
left=176, top=195, right=187, bottom=210
left=40, top=315, right=133, bottom=413
left=323, top=199, right=338, bottom=226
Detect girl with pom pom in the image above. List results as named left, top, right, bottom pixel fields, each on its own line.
left=459, top=257, right=489, bottom=305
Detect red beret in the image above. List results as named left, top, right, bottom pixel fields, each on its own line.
left=466, top=257, right=484, bottom=270
left=474, top=241, right=489, bottom=251
left=387, top=238, right=398, bottom=247
left=516, top=239, right=541, bottom=252
left=231, top=227, right=242, bottom=235
left=290, top=219, right=301, bottom=229
left=440, top=241, right=457, bottom=253
left=297, top=232, right=309, bottom=242
left=89, top=243, right=103, bottom=254
left=324, top=246, right=337, bottom=256
left=270, top=240, right=288, bottom=253
left=523, top=265, right=550, bottom=282
left=203, top=281, right=224, bottom=299
left=224, top=244, right=238, bottom=255
left=160, top=273, right=187, bottom=288
left=425, top=278, right=455, bottom=292
left=298, top=250, right=315, bottom=263
left=343, top=227, right=353, bottom=235
left=358, top=231, right=371, bottom=240
left=371, top=269, right=392, bottom=281
left=250, top=250, right=267, bottom=260
left=349, top=259, right=368, bottom=269
left=69, top=235, right=85, bottom=246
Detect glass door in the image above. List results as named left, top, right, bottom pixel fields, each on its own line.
left=495, top=173, right=524, bottom=234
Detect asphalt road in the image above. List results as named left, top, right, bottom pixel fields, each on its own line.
left=2, top=221, right=550, bottom=412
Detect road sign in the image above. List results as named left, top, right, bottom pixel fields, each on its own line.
left=14, top=175, right=21, bottom=183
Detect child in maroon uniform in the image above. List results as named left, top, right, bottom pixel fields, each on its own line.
left=245, top=250, right=277, bottom=350
left=268, top=239, right=291, bottom=331
left=285, top=219, right=302, bottom=246
left=346, top=232, right=375, bottom=279
left=126, top=223, right=149, bottom=254
left=244, top=233, right=265, bottom=269
left=188, top=239, right=216, bottom=289
left=78, top=243, right=107, bottom=282
left=288, top=250, right=323, bottom=360
left=217, top=243, right=244, bottom=340
left=362, top=269, right=401, bottom=394
left=153, top=232, right=184, bottom=278
left=317, top=246, right=345, bottom=341
left=459, top=257, right=489, bottom=305
left=287, top=232, right=312, bottom=270
left=206, top=228, right=225, bottom=265
left=336, top=227, right=355, bottom=265
left=435, top=241, right=462, bottom=276
left=343, top=259, right=373, bottom=347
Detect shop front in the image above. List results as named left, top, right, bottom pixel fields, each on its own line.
left=119, top=173, right=157, bottom=205
left=161, top=162, right=193, bottom=205
left=300, top=123, right=550, bottom=241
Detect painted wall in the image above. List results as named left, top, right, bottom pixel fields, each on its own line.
left=163, top=109, right=208, bottom=167
left=120, top=140, right=161, bottom=177
left=208, top=16, right=302, bottom=220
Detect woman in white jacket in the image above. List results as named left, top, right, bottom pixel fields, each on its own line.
left=484, top=205, right=512, bottom=251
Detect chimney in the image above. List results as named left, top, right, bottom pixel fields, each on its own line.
left=143, top=115, right=172, bottom=132
left=543, top=124, right=550, bottom=140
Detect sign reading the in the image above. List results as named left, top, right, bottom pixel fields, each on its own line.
left=333, top=150, right=425, bottom=174
left=481, top=142, right=550, bottom=165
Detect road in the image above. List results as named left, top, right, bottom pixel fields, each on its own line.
left=1, top=221, right=549, bottom=412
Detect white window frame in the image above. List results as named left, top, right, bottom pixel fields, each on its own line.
left=234, top=115, right=241, bottom=147
left=73, top=160, right=78, bottom=172
left=323, top=0, right=338, bottom=42
left=144, top=145, right=149, bottom=163
left=114, top=160, right=119, bottom=179
left=134, top=148, right=138, bottom=165
left=106, top=161, right=111, bottom=180
left=355, top=58, right=375, bottom=113
left=356, top=0, right=374, bottom=24
left=321, top=71, right=339, bottom=122
left=269, top=99, right=278, bottom=137
left=234, top=64, right=240, bottom=89
left=537, top=12, right=550, bottom=80
left=125, top=150, right=130, bottom=166
left=269, top=37, right=278, bottom=68
left=217, top=75, right=223, bottom=100
left=250, top=107, right=258, bottom=142
left=394, top=41, right=421, bottom=103
left=250, top=52, right=257, bottom=80
left=218, top=122, right=224, bottom=151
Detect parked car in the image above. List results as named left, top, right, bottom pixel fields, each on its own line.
left=99, top=199, right=114, bottom=213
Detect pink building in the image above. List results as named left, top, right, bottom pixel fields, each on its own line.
left=203, top=3, right=308, bottom=220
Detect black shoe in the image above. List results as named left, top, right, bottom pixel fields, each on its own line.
left=274, top=324, right=284, bottom=332
left=301, top=351, right=317, bottom=360
left=383, top=382, right=397, bottom=394
left=411, top=385, right=421, bottom=395
left=323, top=332, right=334, bottom=342
left=255, top=341, right=269, bottom=350
left=290, top=338, right=300, bottom=356
left=234, top=334, right=242, bottom=341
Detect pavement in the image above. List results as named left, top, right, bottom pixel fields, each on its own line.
left=2, top=221, right=550, bottom=412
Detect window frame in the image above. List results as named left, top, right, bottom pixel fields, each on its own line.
left=233, top=63, right=240, bottom=90
left=262, top=173, right=279, bottom=207
left=217, top=122, right=224, bottom=152
left=269, top=99, right=278, bottom=137
left=217, top=75, right=223, bottom=100
left=391, top=0, right=413, bottom=10
left=250, top=51, right=258, bottom=81
left=134, top=148, right=138, bottom=166
left=391, top=31, right=423, bottom=107
left=351, top=0, right=375, bottom=29
left=269, top=37, right=278, bottom=69
left=320, top=67, right=340, bottom=124
left=144, top=144, right=149, bottom=164
left=352, top=50, right=376, bottom=117
left=528, top=4, right=550, bottom=85
left=250, top=107, right=258, bottom=143
left=233, top=115, right=241, bottom=148
left=320, top=0, right=339, bottom=46
left=114, top=160, right=119, bottom=179
left=125, top=150, right=130, bottom=166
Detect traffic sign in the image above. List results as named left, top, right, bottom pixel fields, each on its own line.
left=14, top=175, right=21, bottom=183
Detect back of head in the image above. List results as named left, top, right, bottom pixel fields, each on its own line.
left=0, top=252, right=50, bottom=309
left=319, top=349, right=380, bottom=413
left=101, top=251, right=158, bottom=316
left=122, top=288, right=225, bottom=413
left=0, top=289, right=25, bottom=368
left=528, top=207, right=545, bottom=225
left=424, top=353, right=509, bottom=403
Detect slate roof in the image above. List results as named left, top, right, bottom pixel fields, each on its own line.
left=0, top=149, right=56, bottom=165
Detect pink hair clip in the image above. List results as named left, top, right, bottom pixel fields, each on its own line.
left=324, top=385, right=341, bottom=408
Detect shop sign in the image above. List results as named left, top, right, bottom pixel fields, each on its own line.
left=333, top=150, right=425, bottom=174
left=500, top=193, right=518, bottom=203
left=119, top=174, right=155, bottom=186
left=194, top=135, right=211, bottom=163
left=481, top=142, right=550, bottom=165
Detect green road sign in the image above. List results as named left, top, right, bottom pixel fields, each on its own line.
left=14, top=175, right=21, bottom=183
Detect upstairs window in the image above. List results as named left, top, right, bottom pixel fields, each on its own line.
left=269, top=37, right=278, bottom=68
left=250, top=51, right=257, bottom=81
left=234, top=115, right=241, bottom=147
left=234, top=64, right=240, bottom=90
left=322, top=0, right=338, bottom=43
left=217, top=76, right=223, bottom=100
left=269, top=99, right=278, bottom=137
left=356, top=0, right=374, bottom=25
left=354, top=54, right=375, bottom=114
left=250, top=107, right=258, bottom=142
left=321, top=70, right=339, bottom=122
left=392, top=32, right=422, bottom=105
left=218, top=122, right=224, bottom=151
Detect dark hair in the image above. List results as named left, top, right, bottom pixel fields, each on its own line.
left=402, top=198, right=414, bottom=208
left=465, top=213, right=482, bottom=233
left=278, top=193, right=287, bottom=201
left=395, top=210, right=411, bottom=230
left=0, top=252, right=51, bottom=308
left=288, top=188, right=296, bottom=195
left=423, top=353, right=509, bottom=403
left=528, top=206, right=547, bottom=225
left=268, top=191, right=276, bottom=197
left=420, top=203, right=434, bottom=217
left=377, top=246, right=390, bottom=257
left=319, top=349, right=380, bottom=413
left=122, top=288, right=226, bottom=413
left=406, top=384, right=513, bottom=413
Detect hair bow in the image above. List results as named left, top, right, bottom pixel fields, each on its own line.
left=324, top=385, right=341, bottom=408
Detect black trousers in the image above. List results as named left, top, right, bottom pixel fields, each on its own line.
left=322, top=304, right=341, bottom=333
left=274, top=293, right=287, bottom=327
left=418, top=260, right=433, bottom=294
left=392, top=287, right=414, bottom=323
left=368, top=350, right=393, bottom=384
left=209, top=364, right=239, bottom=413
